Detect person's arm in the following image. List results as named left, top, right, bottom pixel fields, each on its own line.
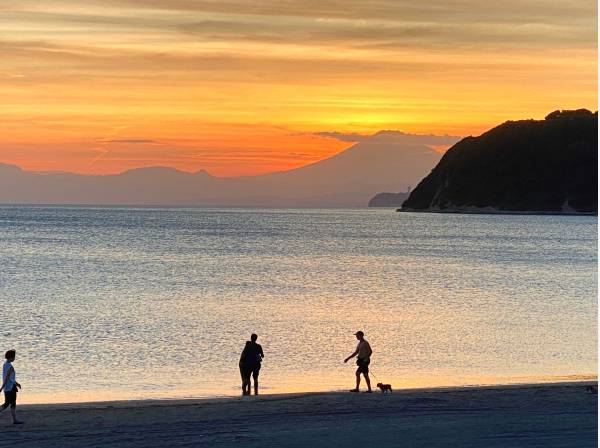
left=344, top=349, right=359, bottom=363
left=259, top=345, right=264, bottom=359
left=0, top=366, right=14, bottom=392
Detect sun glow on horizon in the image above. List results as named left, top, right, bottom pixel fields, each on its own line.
left=1, top=1, right=597, bottom=175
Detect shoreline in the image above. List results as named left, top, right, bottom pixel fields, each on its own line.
left=20, top=379, right=598, bottom=409
left=18, top=373, right=599, bottom=405
left=398, top=207, right=597, bottom=215
left=8, top=381, right=598, bottom=447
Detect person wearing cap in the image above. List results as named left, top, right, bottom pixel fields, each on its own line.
left=344, top=331, right=373, bottom=393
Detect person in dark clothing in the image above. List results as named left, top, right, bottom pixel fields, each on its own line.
left=239, top=334, right=264, bottom=395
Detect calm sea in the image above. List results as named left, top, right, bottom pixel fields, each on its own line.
left=0, top=206, right=596, bottom=403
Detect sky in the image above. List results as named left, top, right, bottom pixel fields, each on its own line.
left=0, top=1, right=597, bottom=176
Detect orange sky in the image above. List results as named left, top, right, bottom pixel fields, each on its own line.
left=0, top=1, right=597, bottom=176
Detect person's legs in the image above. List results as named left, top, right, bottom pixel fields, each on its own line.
left=243, top=371, right=252, bottom=395
left=364, top=373, right=372, bottom=392
left=252, top=366, right=260, bottom=395
left=352, top=367, right=361, bottom=391
left=5, top=391, right=21, bottom=423
left=240, top=366, right=251, bottom=395
left=240, top=367, right=245, bottom=395
left=10, top=405, right=22, bottom=424
left=361, top=362, right=372, bottom=392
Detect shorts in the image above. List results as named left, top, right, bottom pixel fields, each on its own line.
left=356, top=358, right=370, bottom=375
left=3, top=389, right=17, bottom=407
left=240, top=363, right=261, bottom=380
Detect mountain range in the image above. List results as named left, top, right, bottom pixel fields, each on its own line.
left=0, top=131, right=459, bottom=207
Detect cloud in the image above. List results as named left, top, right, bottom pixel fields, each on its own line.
left=1, top=0, right=595, bottom=87
left=178, top=17, right=594, bottom=50
left=104, top=1, right=595, bottom=27
left=101, top=139, right=158, bottom=144
left=314, top=132, right=368, bottom=142
left=315, top=130, right=462, bottom=146
left=288, top=152, right=317, bottom=160
left=3, top=1, right=596, bottom=60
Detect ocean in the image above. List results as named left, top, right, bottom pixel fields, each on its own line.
left=0, top=206, right=596, bottom=403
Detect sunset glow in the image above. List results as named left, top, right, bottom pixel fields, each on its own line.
left=1, top=1, right=597, bottom=176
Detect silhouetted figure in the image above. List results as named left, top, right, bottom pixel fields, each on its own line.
left=0, top=350, right=23, bottom=424
left=239, top=334, right=264, bottom=395
left=344, top=331, right=373, bottom=393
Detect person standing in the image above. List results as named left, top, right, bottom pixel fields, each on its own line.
left=344, top=331, right=373, bottom=393
left=238, top=334, right=264, bottom=396
left=0, top=350, right=23, bottom=424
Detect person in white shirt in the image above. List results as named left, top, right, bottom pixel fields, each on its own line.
left=344, top=331, right=373, bottom=393
left=0, top=350, right=23, bottom=424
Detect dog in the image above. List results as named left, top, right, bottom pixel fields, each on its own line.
left=586, top=385, right=597, bottom=394
left=376, top=383, right=393, bottom=393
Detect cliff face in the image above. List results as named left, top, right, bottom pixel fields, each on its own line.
left=401, top=109, right=598, bottom=214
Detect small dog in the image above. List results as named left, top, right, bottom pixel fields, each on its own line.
left=376, top=383, right=393, bottom=393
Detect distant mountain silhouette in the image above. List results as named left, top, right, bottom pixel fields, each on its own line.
left=401, top=109, right=598, bottom=214
left=368, top=192, right=410, bottom=207
left=0, top=131, right=459, bottom=207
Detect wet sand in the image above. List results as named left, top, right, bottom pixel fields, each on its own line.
left=4, top=382, right=597, bottom=447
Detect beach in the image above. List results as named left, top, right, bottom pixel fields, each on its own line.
left=5, top=382, right=597, bottom=447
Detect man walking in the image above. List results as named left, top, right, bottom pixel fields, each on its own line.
left=239, top=334, right=264, bottom=396
left=344, top=331, right=372, bottom=393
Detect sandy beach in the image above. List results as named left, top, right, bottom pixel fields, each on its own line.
left=3, top=382, right=596, bottom=447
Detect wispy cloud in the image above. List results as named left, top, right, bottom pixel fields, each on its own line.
left=100, top=139, right=158, bottom=144
left=89, top=126, right=129, bottom=167
left=315, top=130, right=461, bottom=146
